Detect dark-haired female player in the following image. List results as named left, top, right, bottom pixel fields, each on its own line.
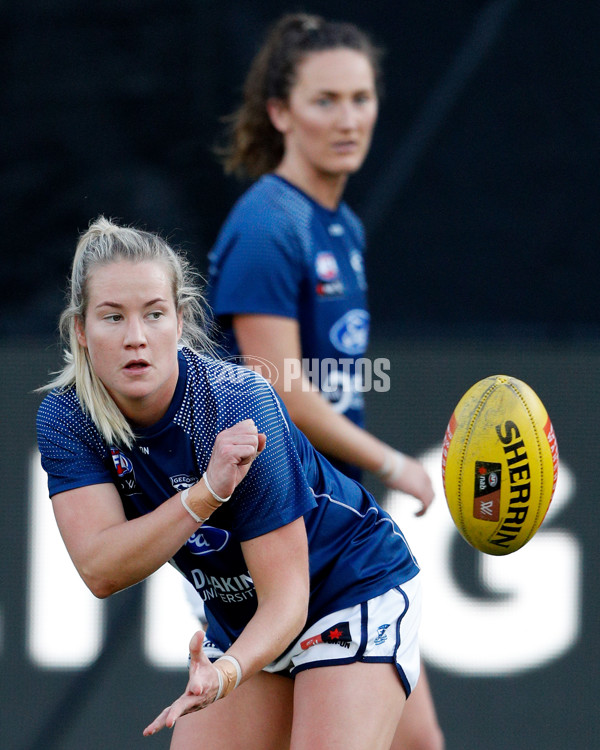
left=208, top=13, right=443, bottom=750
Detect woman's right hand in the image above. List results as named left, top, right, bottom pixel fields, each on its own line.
left=378, top=450, right=435, bottom=517
left=205, top=419, right=267, bottom=500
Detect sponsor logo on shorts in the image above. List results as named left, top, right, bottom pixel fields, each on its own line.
left=473, top=461, right=501, bottom=521
left=300, top=621, right=352, bottom=650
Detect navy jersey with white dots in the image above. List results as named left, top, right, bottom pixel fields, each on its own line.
left=37, top=348, right=419, bottom=653
left=208, top=175, right=369, bottom=479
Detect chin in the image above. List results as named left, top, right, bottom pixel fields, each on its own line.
left=330, top=156, right=365, bottom=175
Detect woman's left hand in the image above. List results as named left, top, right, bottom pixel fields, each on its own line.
left=143, top=630, right=219, bottom=736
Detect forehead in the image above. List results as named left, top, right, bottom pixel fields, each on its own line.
left=293, top=48, right=376, bottom=92
left=86, top=259, right=174, bottom=299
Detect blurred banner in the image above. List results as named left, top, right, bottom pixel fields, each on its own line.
left=0, top=339, right=596, bottom=749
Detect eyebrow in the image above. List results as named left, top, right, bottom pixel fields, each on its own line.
left=315, top=86, right=374, bottom=96
left=95, top=297, right=169, bottom=310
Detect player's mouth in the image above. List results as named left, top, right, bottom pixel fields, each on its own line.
left=331, top=140, right=359, bottom=154
left=123, top=359, right=150, bottom=372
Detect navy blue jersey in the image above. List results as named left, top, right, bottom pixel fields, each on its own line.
left=37, top=348, right=418, bottom=654
left=208, top=175, right=369, bottom=479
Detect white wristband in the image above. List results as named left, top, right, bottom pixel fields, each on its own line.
left=203, top=472, right=232, bottom=503
left=376, top=449, right=407, bottom=483
left=180, top=488, right=206, bottom=524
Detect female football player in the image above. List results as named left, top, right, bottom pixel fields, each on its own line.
left=37, top=216, right=423, bottom=749
left=208, top=13, right=444, bottom=750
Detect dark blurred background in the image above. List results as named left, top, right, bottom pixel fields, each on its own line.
left=2, top=2, right=599, bottom=749
left=2, top=0, right=598, bottom=342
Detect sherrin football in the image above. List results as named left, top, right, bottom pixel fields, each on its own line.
left=442, top=375, right=559, bottom=556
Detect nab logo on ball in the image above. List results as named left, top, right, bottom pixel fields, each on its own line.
left=473, top=461, right=501, bottom=521
left=442, top=375, right=559, bottom=555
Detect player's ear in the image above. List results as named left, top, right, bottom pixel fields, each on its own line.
left=74, top=315, right=87, bottom=348
left=176, top=310, right=183, bottom=342
left=266, top=98, right=291, bottom=133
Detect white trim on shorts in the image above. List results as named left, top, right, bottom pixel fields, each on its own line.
left=203, top=573, right=422, bottom=698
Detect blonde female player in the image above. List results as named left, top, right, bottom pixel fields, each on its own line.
left=208, top=13, right=444, bottom=750
left=37, top=217, right=423, bottom=749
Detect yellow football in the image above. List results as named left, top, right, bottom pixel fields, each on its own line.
left=442, top=375, right=559, bottom=555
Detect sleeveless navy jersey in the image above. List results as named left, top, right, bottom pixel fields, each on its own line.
left=37, top=349, right=418, bottom=654
left=208, top=175, right=369, bottom=479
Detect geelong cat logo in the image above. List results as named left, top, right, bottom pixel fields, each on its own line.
left=329, top=309, right=370, bottom=355
left=170, top=474, right=198, bottom=492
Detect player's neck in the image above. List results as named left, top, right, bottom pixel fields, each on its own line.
left=274, top=162, right=348, bottom=211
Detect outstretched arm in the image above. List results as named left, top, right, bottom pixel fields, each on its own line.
left=234, top=314, right=434, bottom=515
left=143, top=516, right=309, bottom=736
left=51, top=419, right=266, bottom=598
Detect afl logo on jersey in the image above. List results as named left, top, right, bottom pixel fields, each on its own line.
left=110, top=448, right=133, bottom=476
left=315, top=252, right=340, bottom=281
left=186, top=527, right=230, bottom=556
left=329, top=309, right=370, bottom=355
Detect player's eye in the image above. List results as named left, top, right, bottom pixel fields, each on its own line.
left=354, top=92, right=373, bottom=105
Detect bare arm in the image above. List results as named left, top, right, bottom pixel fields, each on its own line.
left=234, top=516, right=309, bottom=674
left=144, top=517, right=309, bottom=735
left=52, top=419, right=266, bottom=598
left=233, top=314, right=434, bottom=514
left=52, top=481, right=201, bottom=598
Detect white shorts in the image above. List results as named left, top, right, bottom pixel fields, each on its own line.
left=203, top=573, right=422, bottom=697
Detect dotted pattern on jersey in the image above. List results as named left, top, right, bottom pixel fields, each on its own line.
left=265, top=175, right=322, bottom=268
left=337, top=200, right=366, bottom=253
left=177, top=349, right=313, bottom=539
left=37, top=387, right=111, bottom=493
left=36, top=349, right=421, bottom=645
left=36, top=349, right=315, bottom=540
left=208, top=175, right=366, bottom=320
